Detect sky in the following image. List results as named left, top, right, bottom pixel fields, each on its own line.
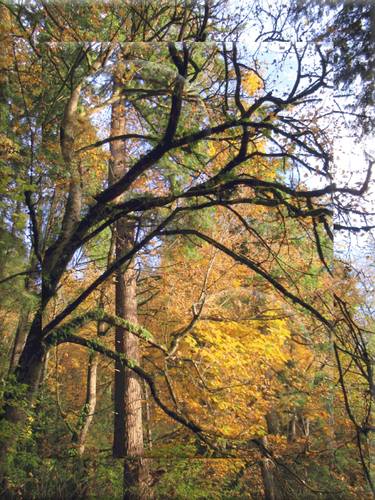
left=233, top=3, right=375, bottom=263
left=90, top=1, right=375, bottom=266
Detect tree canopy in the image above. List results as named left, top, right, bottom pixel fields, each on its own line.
left=0, top=1, right=374, bottom=498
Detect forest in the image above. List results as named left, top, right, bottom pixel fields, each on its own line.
left=0, top=1, right=374, bottom=498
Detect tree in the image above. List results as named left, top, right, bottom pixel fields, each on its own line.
left=0, top=1, right=373, bottom=497
left=253, top=0, right=375, bottom=134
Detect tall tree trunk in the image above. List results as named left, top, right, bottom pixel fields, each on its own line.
left=110, top=76, right=149, bottom=499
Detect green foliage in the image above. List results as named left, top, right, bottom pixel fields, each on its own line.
left=153, top=446, right=246, bottom=499
left=83, top=227, right=112, bottom=269
left=0, top=385, right=122, bottom=499
left=155, top=459, right=211, bottom=500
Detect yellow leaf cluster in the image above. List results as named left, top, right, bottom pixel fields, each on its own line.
left=242, top=70, right=263, bottom=96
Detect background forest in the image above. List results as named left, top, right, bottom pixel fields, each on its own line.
left=0, top=1, right=374, bottom=499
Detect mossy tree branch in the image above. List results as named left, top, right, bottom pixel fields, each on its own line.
left=43, top=309, right=206, bottom=438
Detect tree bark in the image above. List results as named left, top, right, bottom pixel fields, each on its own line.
left=287, top=412, right=297, bottom=443
left=10, top=312, right=44, bottom=394
left=8, top=256, right=38, bottom=374
left=260, top=411, right=284, bottom=500
left=260, top=435, right=277, bottom=500
left=110, top=76, right=149, bottom=499
left=8, top=308, right=30, bottom=375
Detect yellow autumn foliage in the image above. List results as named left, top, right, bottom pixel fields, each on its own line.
left=241, top=70, right=263, bottom=95
left=176, top=317, right=291, bottom=437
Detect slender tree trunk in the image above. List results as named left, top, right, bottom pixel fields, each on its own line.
left=260, top=410, right=285, bottom=500
left=8, top=313, right=44, bottom=395
left=8, top=308, right=30, bottom=375
left=8, top=256, right=38, bottom=374
left=260, top=435, right=277, bottom=500
left=287, top=412, right=297, bottom=443
left=39, top=350, right=50, bottom=387
left=76, top=351, right=99, bottom=456
left=74, top=245, right=115, bottom=455
left=260, top=413, right=279, bottom=500
left=110, top=76, right=149, bottom=499
left=143, top=380, right=153, bottom=451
